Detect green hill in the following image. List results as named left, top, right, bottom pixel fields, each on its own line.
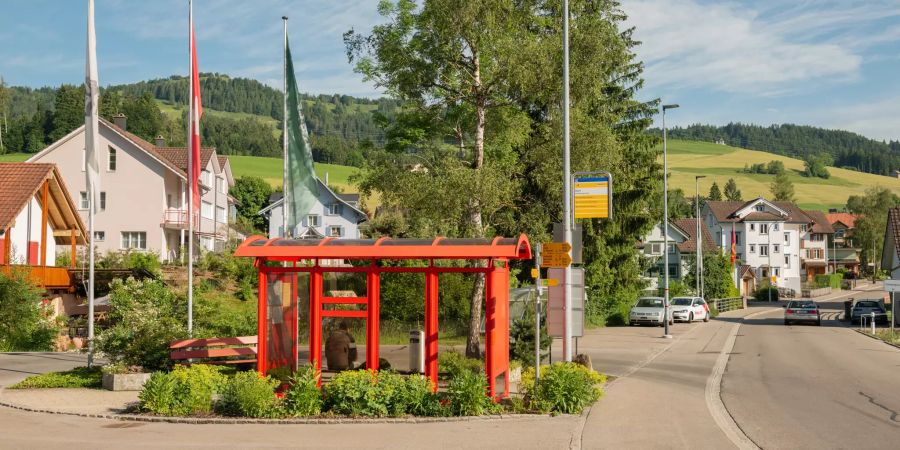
left=663, top=139, right=900, bottom=211
left=228, top=155, right=360, bottom=193
left=0, top=153, right=29, bottom=162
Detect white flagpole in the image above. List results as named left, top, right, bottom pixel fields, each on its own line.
left=282, top=16, right=289, bottom=239
left=85, top=0, right=98, bottom=368
left=187, top=0, right=194, bottom=336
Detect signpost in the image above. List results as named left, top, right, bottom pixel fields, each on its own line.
left=547, top=267, right=584, bottom=338
left=541, top=242, right=572, bottom=268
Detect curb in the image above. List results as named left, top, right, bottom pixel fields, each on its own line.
left=0, top=393, right=557, bottom=425
left=851, top=328, right=900, bottom=351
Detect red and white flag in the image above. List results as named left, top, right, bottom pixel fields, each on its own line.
left=188, top=5, right=202, bottom=212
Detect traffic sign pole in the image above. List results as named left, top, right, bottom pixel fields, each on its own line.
left=561, top=0, right=573, bottom=363
left=534, top=244, right=542, bottom=381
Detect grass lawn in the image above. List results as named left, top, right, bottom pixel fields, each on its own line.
left=8, top=366, right=102, bottom=389
left=0, top=152, right=31, bottom=162
left=662, top=139, right=900, bottom=211
left=228, top=155, right=361, bottom=193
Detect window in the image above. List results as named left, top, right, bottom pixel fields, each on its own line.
left=100, top=192, right=106, bottom=211
left=200, top=236, right=214, bottom=251
left=773, top=244, right=780, bottom=253
left=668, top=264, right=679, bottom=278
left=737, top=253, right=743, bottom=261
left=755, top=205, right=764, bottom=212
left=749, top=244, right=756, bottom=253
left=108, top=147, right=117, bottom=171
left=201, top=201, right=213, bottom=219
left=784, top=232, right=790, bottom=244
left=328, top=225, right=344, bottom=237
left=80, top=192, right=106, bottom=210
left=93, top=231, right=105, bottom=242
left=773, top=223, right=779, bottom=231
left=307, top=214, right=321, bottom=227
left=811, top=233, right=825, bottom=242
left=785, top=255, right=790, bottom=267
left=121, top=232, right=146, bottom=250
left=800, top=224, right=808, bottom=232
left=760, top=245, right=769, bottom=256
left=716, top=231, right=721, bottom=243
left=216, top=206, right=226, bottom=223
left=217, top=177, right=226, bottom=194
left=760, top=224, right=769, bottom=234
left=774, top=268, right=780, bottom=277
left=750, top=223, right=756, bottom=231
left=668, top=243, right=676, bottom=254
left=734, top=232, right=742, bottom=245
left=79, top=192, right=89, bottom=210
left=327, top=203, right=343, bottom=216
left=201, top=170, right=212, bottom=186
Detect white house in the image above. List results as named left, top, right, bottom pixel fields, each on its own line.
left=259, top=179, right=367, bottom=239
left=639, top=218, right=716, bottom=293
left=703, top=198, right=809, bottom=296
left=27, top=114, right=235, bottom=262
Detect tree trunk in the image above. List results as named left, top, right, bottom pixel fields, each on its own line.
left=465, top=52, right=487, bottom=359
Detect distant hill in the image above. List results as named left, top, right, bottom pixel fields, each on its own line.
left=663, top=139, right=900, bottom=211
left=652, top=123, right=900, bottom=177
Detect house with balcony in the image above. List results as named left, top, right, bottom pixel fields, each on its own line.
left=800, top=210, right=834, bottom=282
left=638, top=218, right=716, bottom=293
left=259, top=180, right=367, bottom=239
left=0, top=162, right=86, bottom=292
left=27, top=114, right=234, bottom=262
left=703, top=198, right=809, bottom=295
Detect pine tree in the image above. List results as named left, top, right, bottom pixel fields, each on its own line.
left=770, top=172, right=795, bottom=202
left=708, top=182, right=723, bottom=201
left=724, top=178, right=742, bottom=201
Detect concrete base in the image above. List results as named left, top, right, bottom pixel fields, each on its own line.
left=102, top=373, right=151, bottom=391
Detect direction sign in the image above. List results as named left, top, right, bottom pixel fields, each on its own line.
left=573, top=172, right=612, bottom=219
left=885, top=279, right=900, bottom=293
left=531, top=268, right=539, bottom=279
left=541, top=278, right=559, bottom=287
left=543, top=242, right=572, bottom=253
left=541, top=253, right=572, bottom=268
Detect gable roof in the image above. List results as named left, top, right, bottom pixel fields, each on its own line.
left=705, top=200, right=754, bottom=223
left=153, top=147, right=217, bottom=173
left=803, top=210, right=835, bottom=234
left=705, top=198, right=812, bottom=224
left=260, top=179, right=367, bottom=222
left=672, top=218, right=717, bottom=253
left=886, top=208, right=900, bottom=266
left=826, top=212, right=858, bottom=229
left=0, top=163, right=87, bottom=244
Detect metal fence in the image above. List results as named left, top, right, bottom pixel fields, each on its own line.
left=713, top=297, right=744, bottom=313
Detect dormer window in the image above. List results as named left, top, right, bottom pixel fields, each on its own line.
left=755, top=205, right=764, bottom=212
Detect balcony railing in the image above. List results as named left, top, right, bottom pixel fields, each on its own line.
left=162, top=208, right=200, bottom=230
left=1, top=265, right=72, bottom=290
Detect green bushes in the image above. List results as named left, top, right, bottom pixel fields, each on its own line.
left=814, top=274, right=842, bottom=290
left=510, top=302, right=552, bottom=367
left=0, top=270, right=60, bottom=351
left=139, top=365, right=226, bottom=416
left=438, top=351, right=482, bottom=379
left=9, top=366, right=102, bottom=389
left=521, top=362, right=606, bottom=414
left=218, top=371, right=281, bottom=418
left=753, top=285, right=779, bottom=302
left=282, top=366, right=322, bottom=416
left=446, top=369, right=495, bottom=416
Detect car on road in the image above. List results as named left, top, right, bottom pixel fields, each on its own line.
left=671, top=297, right=710, bottom=323
left=783, top=299, right=821, bottom=326
left=849, top=300, right=888, bottom=324
left=629, top=297, right=674, bottom=326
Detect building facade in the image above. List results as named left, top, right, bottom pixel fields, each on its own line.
left=27, top=115, right=234, bottom=262
left=260, top=179, right=367, bottom=239
left=639, top=218, right=716, bottom=293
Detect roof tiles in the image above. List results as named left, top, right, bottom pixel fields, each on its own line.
left=0, top=163, right=54, bottom=230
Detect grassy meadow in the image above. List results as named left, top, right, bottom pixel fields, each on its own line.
left=0, top=153, right=30, bottom=162
left=662, top=140, right=900, bottom=211
left=227, top=155, right=361, bottom=193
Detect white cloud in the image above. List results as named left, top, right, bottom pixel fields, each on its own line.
left=623, top=0, right=871, bottom=94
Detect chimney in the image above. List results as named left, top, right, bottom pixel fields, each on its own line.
left=113, top=113, right=127, bottom=130
left=154, top=135, right=166, bottom=147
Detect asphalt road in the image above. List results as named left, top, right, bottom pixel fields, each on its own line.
left=722, top=295, right=900, bottom=449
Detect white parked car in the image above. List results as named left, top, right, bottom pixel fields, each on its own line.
left=629, top=297, right=674, bottom=326
left=671, top=297, right=710, bottom=323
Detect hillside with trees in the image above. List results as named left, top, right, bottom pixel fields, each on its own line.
left=652, top=123, right=900, bottom=177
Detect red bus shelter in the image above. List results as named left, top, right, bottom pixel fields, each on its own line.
left=234, top=234, right=532, bottom=399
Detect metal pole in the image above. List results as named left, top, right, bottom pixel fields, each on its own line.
left=282, top=16, right=289, bottom=239
left=534, top=244, right=542, bottom=379
left=561, top=0, right=573, bottom=361
left=186, top=0, right=194, bottom=337
left=87, top=188, right=95, bottom=367
left=662, top=106, right=673, bottom=338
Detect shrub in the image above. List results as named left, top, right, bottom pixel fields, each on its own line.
left=9, top=366, right=102, bottom=389
left=403, top=374, right=445, bottom=417
left=323, top=370, right=386, bottom=416
left=521, top=362, right=605, bottom=414
left=138, top=365, right=226, bottom=416
left=283, top=365, right=322, bottom=417
left=510, top=301, right=552, bottom=367
left=438, top=351, right=482, bottom=380
left=94, top=278, right=187, bottom=371
left=218, top=371, right=281, bottom=418
left=446, top=369, right=494, bottom=416
left=814, top=274, right=842, bottom=290
left=753, top=286, right=779, bottom=302
left=0, top=270, right=60, bottom=351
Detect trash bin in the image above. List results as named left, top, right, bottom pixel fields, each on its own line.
left=409, top=330, right=425, bottom=374
left=844, top=299, right=853, bottom=322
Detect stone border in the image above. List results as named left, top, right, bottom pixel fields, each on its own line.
left=0, top=388, right=554, bottom=425
left=852, top=328, right=900, bottom=350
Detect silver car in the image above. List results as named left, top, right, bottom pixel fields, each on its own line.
left=630, top=297, right=674, bottom=326
left=850, top=300, right=888, bottom=324
left=783, top=299, right=821, bottom=326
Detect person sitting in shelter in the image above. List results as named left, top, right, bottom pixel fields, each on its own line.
left=325, top=321, right=357, bottom=371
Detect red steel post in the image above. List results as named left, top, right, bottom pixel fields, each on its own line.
left=424, top=268, right=439, bottom=390
left=256, top=265, right=267, bottom=375
left=310, top=268, right=323, bottom=385
left=366, top=268, right=381, bottom=371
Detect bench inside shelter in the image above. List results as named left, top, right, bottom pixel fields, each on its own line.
left=170, top=336, right=258, bottom=366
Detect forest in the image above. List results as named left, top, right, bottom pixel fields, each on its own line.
left=653, top=123, right=900, bottom=177
left=0, top=73, right=400, bottom=166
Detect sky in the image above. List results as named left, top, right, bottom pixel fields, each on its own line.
left=1, top=0, right=899, bottom=141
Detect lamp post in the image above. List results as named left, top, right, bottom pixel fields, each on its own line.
left=695, top=175, right=706, bottom=299
left=662, top=103, right=679, bottom=339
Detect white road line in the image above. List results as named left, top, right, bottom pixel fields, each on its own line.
left=705, top=308, right=780, bottom=450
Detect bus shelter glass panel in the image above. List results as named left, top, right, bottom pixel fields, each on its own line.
left=266, top=272, right=302, bottom=376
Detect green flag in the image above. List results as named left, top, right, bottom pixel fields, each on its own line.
left=283, top=36, right=318, bottom=236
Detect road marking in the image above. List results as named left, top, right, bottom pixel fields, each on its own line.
left=705, top=308, right=780, bottom=450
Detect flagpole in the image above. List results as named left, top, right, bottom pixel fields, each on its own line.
left=282, top=15, right=289, bottom=239
left=86, top=0, right=97, bottom=369
left=187, top=0, right=194, bottom=337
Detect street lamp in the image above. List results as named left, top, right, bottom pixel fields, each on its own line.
left=662, top=103, right=679, bottom=339
left=695, top=175, right=706, bottom=299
